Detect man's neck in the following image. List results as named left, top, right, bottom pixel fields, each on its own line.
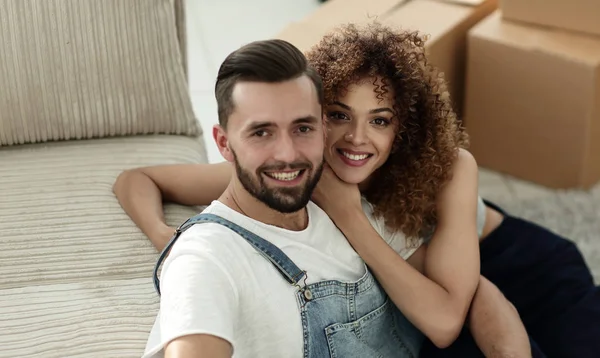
left=218, top=180, right=309, bottom=231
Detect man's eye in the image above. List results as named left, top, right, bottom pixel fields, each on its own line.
left=298, top=126, right=312, bottom=133
left=253, top=130, right=267, bottom=137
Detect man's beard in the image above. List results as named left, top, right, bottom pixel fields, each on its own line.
left=232, top=150, right=324, bottom=214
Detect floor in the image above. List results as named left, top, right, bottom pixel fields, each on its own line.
left=185, top=0, right=321, bottom=164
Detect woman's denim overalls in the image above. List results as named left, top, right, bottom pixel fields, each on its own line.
left=154, top=213, right=424, bottom=357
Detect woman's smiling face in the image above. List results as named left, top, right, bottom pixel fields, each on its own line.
left=324, top=77, right=398, bottom=186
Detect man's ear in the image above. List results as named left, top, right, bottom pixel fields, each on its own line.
left=213, top=124, right=234, bottom=162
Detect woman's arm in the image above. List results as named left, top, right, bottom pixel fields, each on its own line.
left=419, top=148, right=481, bottom=343
left=165, top=334, right=232, bottom=358
left=408, top=248, right=532, bottom=356
left=322, top=149, right=480, bottom=348
left=112, top=162, right=233, bottom=251
left=467, top=276, right=532, bottom=357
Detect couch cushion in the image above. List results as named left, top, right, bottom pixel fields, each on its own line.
left=1, top=278, right=159, bottom=357
left=0, top=135, right=210, bottom=289
left=0, top=0, right=199, bottom=146
left=0, top=135, right=211, bottom=357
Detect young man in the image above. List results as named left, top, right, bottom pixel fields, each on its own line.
left=117, top=40, right=532, bottom=358
left=136, top=39, right=425, bottom=358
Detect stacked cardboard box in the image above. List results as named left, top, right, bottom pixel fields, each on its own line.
left=276, top=0, right=498, bottom=117
left=500, top=0, right=600, bottom=38
left=380, top=0, right=497, bottom=117
left=463, top=5, right=600, bottom=188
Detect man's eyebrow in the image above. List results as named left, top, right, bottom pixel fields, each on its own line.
left=244, top=116, right=319, bottom=132
left=293, top=116, right=319, bottom=124
left=245, top=121, right=272, bottom=132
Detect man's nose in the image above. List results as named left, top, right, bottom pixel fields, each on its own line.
left=273, top=134, right=300, bottom=163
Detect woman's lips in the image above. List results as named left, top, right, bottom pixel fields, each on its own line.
left=336, top=149, right=373, bottom=167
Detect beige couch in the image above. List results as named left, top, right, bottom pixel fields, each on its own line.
left=0, top=1, right=208, bottom=356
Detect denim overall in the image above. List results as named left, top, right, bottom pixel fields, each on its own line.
left=154, top=213, right=424, bottom=357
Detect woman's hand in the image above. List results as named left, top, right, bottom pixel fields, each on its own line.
left=150, top=224, right=178, bottom=252
left=311, top=164, right=363, bottom=223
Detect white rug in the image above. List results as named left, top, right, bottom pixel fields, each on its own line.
left=479, top=170, right=600, bottom=284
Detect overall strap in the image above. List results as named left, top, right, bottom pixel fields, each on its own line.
left=153, top=213, right=307, bottom=295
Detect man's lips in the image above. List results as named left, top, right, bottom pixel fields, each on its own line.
left=263, top=169, right=307, bottom=185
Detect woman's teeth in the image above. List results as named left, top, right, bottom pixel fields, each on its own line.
left=266, top=171, right=301, bottom=181
left=341, top=151, right=369, bottom=161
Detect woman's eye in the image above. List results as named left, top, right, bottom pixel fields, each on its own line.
left=327, top=111, right=348, bottom=121
left=372, top=118, right=390, bottom=126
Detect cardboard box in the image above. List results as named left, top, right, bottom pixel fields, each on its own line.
left=382, top=0, right=498, bottom=116
left=500, top=0, right=600, bottom=38
left=276, top=0, right=498, bottom=118
left=276, top=0, right=403, bottom=53
left=463, top=11, right=600, bottom=189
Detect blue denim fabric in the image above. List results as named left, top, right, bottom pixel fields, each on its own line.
left=154, top=213, right=424, bottom=357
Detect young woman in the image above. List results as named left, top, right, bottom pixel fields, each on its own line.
left=114, top=23, right=598, bottom=357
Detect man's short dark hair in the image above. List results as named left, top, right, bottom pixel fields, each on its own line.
left=215, top=39, right=324, bottom=129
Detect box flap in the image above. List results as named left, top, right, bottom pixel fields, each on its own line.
left=385, top=0, right=485, bottom=16
left=470, top=12, right=600, bottom=65
left=308, top=0, right=406, bottom=23
left=383, top=0, right=475, bottom=41
left=435, top=0, right=486, bottom=6
left=276, top=0, right=407, bottom=52
left=501, top=0, right=600, bottom=38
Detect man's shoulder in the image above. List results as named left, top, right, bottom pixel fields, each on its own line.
left=176, top=201, right=242, bottom=241
left=172, top=220, right=242, bottom=254
left=161, top=220, right=251, bottom=290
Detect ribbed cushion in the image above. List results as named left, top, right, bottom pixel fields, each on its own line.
left=174, top=0, right=188, bottom=76
left=0, top=0, right=199, bottom=146
left=0, top=135, right=209, bottom=357
left=0, top=135, right=208, bottom=288
left=1, top=278, right=159, bottom=357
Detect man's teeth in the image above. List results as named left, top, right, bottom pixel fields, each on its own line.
left=267, top=171, right=301, bottom=181
left=341, top=151, right=369, bottom=161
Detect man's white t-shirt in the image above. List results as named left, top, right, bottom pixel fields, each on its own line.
left=143, top=200, right=383, bottom=358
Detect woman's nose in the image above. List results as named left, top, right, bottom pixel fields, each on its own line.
left=344, top=124, right=368, bottom=145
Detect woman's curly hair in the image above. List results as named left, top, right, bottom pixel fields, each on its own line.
left=306, top=22, right=469, bottom=242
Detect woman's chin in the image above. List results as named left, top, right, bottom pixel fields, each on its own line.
left=330, top=166, right=369, bottom=186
